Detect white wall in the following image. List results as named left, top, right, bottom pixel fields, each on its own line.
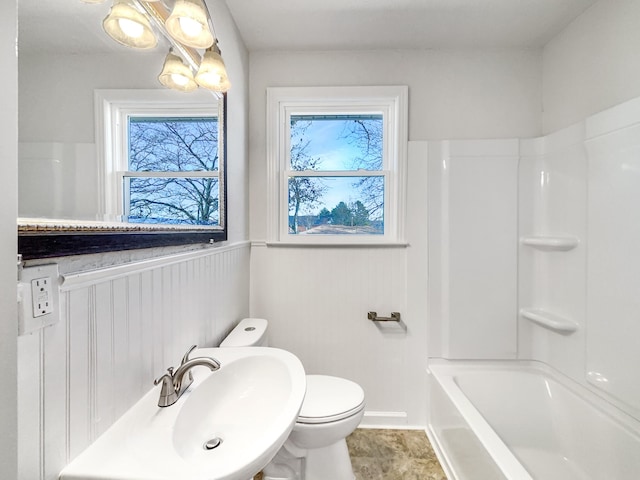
left=428, top=139, right=519, bottom=359
left=542, top=0, right=640, bottom=133
left=584, top=99, right=640, bottom=420
left=518, top=124, right=588, bottom=381
left=0, top=0, right=19, bottom=478
left=249, top=48, right=542, bottom=425
left=518, top=125, right=588, bottom=382
left=19, top=53, right=164, bottom=144
left=516, top=95, right=640, bottom=422
left=209, top=0, right=250, bottom=243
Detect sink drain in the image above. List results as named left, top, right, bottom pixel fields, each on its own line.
left=204, top=437, right=223, bottom=450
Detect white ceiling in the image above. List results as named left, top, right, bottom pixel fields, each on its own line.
left=225, top=0, right=599, bottom=51
left=18, top=0, right=599, bottom=54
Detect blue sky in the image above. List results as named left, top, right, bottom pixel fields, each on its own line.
left=302, top=119, right=362, bottom=171
left=291, top=118, right=381, bottom=214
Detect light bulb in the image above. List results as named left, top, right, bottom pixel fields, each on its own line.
left=199, top=72, right=221, bottom=84
left=195, top=45, right=230, bottom=92
left=158, top=51, right=198, bottom=92
left=179, top=16, right=203, bottom=37
left=103, top=0, right=157, bottom=49
left=165, top=0, right=213, bottom=48
left=171, top=73, right=189, bottom=86
left=118, top=17, right=144, bottom=38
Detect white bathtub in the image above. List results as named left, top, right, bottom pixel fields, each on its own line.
left=427, top=360, right=640, bottom=480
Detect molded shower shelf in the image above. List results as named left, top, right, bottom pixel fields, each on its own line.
left=520, top=236, right=579, bottom=251
left=519, top=308, right=578, bottom=334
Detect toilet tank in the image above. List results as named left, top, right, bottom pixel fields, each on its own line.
left=219, top=318, right=269, bottom=347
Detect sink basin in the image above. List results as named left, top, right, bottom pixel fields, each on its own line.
left=60, top=347, right=306, bottom=480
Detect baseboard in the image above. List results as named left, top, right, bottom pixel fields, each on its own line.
left=359, top=410, right=420, bottom=429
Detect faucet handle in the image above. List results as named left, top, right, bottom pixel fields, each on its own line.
left=181, top=345, right=198, bottom=384
left=181, top=345, right=198, bottom=365
left=153, top=366, right=174, bottom=386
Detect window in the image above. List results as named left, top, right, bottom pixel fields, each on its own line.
left=267, top=86, right=408, bottom=243
left=125, top=116, right=219, bottom=226
left=97, top=89, right=225, bottom=235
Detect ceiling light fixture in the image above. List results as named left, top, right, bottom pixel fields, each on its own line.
left=102, top=0, right=158, bottom=49
left=158, top=50, right=198, bottom=92
left=88, top=0, right=231, bottom=93
left=195, top=42, right=231, bottom=92
left=165, top=0, right=214, bottom=49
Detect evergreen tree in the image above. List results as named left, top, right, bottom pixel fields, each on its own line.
left=317, top=207, right=331, bottom=224
left=351, top=200, right=370, bottom=226
left=331, top=202, right=353, bottom=225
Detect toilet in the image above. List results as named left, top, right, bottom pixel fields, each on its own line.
left=220, top=318, right=365, bottom=480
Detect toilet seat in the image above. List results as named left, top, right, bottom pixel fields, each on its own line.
left=297, top=375, right=365, bottom=425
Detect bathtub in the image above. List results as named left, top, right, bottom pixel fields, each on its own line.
left=426, top=360, right=640, bottom=480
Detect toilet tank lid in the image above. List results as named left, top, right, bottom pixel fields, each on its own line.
left=220, top=318, right=268, bottom=347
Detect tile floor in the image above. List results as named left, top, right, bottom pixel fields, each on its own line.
left=254, top=428, right=447, bottom=480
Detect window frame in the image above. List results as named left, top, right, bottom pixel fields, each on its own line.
left=99, top=90, right=224, bottom=228
left=266, top=86, right=408, bottom=244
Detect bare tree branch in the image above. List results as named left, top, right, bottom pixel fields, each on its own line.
left=127, top=118, right=219, bottom=225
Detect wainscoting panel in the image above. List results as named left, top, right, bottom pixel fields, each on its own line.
left=17, top=242, right=250, bottom=480
left=250, top=245, right=417, bottom=425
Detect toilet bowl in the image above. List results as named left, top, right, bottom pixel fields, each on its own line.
left=220, top=318, right=365, bottom=480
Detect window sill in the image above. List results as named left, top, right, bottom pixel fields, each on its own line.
left=252, top=240, right=409, bottom=248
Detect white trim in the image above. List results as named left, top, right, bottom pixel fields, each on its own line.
left=264, top=241, right=409, bottom=248
left=60, top=241, right=250, bottom=290
left=250, top=240, right=409, bottom=248
left=286, top=170, right=388, bottom=178
left=266, top=85, right=408, bottom=244
left=120, top=171, right=220, bottom=178
left=360, top=410, right=409, bottom=428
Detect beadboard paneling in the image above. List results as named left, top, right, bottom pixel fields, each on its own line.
left=251, top=245, right=416, bottom=425
left=17, top=242, right=250, bottom=480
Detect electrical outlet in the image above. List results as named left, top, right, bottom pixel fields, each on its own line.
left=31, top=277, right=54, bottom=317
left=18, top=264, right=60, bottom=335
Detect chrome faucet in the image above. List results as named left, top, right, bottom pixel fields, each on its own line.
left=153, top=345, right=221, bottom=407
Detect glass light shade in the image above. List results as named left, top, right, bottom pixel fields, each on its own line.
left=195, top=47, right=231, bottom=92
left=158, top=52, right=198, bottom=92
left=103, top=0, right=157, bottom=49
left=165, top=0, right=214, bottom=49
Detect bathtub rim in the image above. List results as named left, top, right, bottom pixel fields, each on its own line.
left=427, top=359, right=640, bottom=480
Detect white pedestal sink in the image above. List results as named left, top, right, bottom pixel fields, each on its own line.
left=60, top=347, right=306, bottom=480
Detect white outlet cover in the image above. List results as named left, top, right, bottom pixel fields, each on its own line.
left=31, top=277, right=54, bottom=317
left=18, top=264, right=60, bottom=335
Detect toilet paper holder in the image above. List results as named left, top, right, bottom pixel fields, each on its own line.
left=367, top=311, right=401, bottom=322
left=367, top=311, right=406, bottom=332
